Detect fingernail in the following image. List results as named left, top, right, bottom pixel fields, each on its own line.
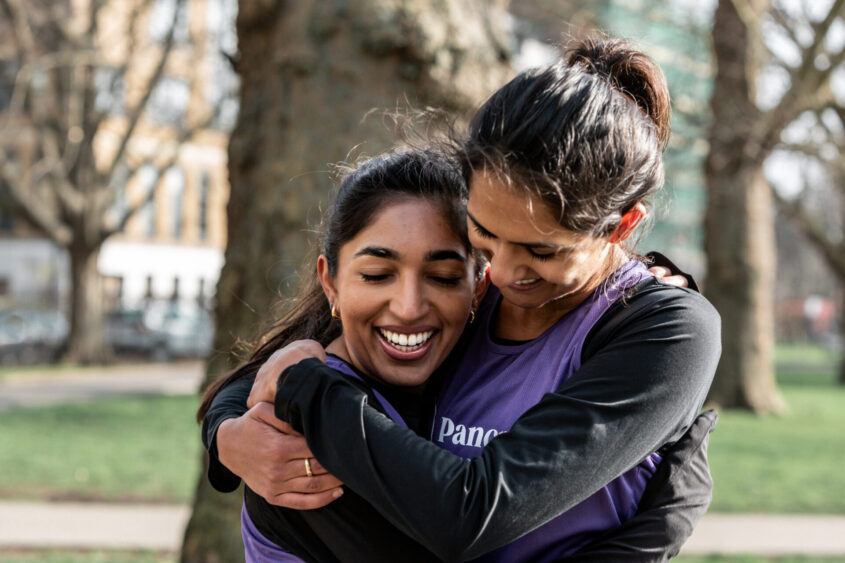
left=333, top=488, right=344, bottom=498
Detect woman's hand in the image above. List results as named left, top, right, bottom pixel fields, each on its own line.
left=649, top=265, right=689, bottom=288
left=247, top=339, right=327, bottom=408
left=217, top=402, right=344, bottom=508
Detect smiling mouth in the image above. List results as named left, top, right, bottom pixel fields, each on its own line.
left=513, top=278, right=541, bottom=286
left=378, top=329, right=434, bottom=352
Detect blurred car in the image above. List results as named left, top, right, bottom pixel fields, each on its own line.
left=0, top=308, right=69, bottom=365
left=105, top=301, right=214, bottom=361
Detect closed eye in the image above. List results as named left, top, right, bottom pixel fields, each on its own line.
left=472, top=223, right=495, bottom=239
left=431, top=276, right=462, bottom=286
left=528, top=248, right=556, bottom=261
left=361, top=273, right=390, bottom=283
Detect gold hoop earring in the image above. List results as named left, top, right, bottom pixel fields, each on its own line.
left=469, top=309, right=476, bottom=324
left=331, top=303, right=341, bottom=320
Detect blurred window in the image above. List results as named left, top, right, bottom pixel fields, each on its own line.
left=199, top=171, right=210, bottom=240
left=94, top=67, right=126, bottom=116
left=204, top=0, right=239, bottom=131
left=147, top=76, right=189, bottom=127
left=137, top=165, right=158, bottom=238
left=149, top=0, right=191, bottom=44
left=166, top=166, right=185, bottom=239
left=0, top=206, right=14, bottom=232
left=0, top=61, right=17, bottom=111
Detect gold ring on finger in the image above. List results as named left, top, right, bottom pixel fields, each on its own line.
left=304, top=457, right=313, bottom=478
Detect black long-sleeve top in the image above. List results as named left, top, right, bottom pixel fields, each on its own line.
left=203, top=277, right=720, bottom=561
left=271, top=278, right=721, bottom=561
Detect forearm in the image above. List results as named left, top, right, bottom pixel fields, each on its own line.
left=202, top=374, right=254, bottom=492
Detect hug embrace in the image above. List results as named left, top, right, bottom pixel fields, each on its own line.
left=198, top=35, right=721, bottom=562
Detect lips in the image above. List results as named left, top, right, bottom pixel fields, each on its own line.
left=508, top=277, right=542, bottom=291
left=377, top=328, right=436, bottom=360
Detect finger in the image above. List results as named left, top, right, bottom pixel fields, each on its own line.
left=282, top=456, right=335, bottom=481
left=285, top=474, right=345, bottom=493
left=648, top=266, right=671, bottom=278
left=268, top=488, right=345, bottom=510
left=661, top=274, right=689, bottom=288
left=250, top=402, right=299, bottom=434
left=305, top=456, right=330, bottom=475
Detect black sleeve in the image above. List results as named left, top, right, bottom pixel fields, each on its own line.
left=201, top=373, right=255, bottom=492
left=275, top=284, right=721, bottom=561
left=564, top=409, right=718, bottom=562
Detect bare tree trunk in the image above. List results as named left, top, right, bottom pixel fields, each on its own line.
left=704, top=0, right=784, bottom=413
left=64, top=243, right=106, bottom=364
left=181, top=1, right=513, bottom=560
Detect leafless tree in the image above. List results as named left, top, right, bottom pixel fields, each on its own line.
left=705, top=0, right=845, bottom=411
left=179, top=1, right=514, bottom=559
left=0, top=0, right=223, bottom=363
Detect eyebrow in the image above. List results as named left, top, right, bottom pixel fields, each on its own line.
left=467, top=212, right=566, bottom=251
left=354, top=246, right=467, bottom=263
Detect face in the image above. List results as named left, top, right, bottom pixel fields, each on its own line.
left=467, top=171, right=616, bottom=315
left=319, top=199, right=478, bottom=389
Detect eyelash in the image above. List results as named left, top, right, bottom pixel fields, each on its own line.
left=433, top=276, right=462, bottom=286
left=472, top=224, right=494, bottom=239
left=474, top=223, right=557, bottom=261
left=528, top=250, right=556, bottom=262
left=361, top=274, right=462, bottom=286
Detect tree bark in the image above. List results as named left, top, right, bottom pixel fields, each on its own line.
left=64, top=242, right=106, bottom=364
left=704, top=0, right=784, bottom=413
left=181, top=1, right=513, bottom=560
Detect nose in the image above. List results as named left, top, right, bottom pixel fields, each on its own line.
left=390, top=274, right=428, bottom=321
left=486, top=245, right=524, bottom=288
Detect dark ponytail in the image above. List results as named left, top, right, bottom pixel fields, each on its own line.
left=461, top=36, right=670, bottom=239
left=197, top=149, right=470, bottom=422
left=565, top=37, right=671, bottom=150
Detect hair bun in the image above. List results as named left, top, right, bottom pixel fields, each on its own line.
left=565, top=37, right=671, bottom=149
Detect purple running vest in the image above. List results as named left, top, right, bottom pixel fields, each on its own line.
left=432, top=260, right=662, bottom=562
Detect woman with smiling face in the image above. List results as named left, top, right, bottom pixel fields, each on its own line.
left=199, top=149, right=486, bottom=561
left=237, top=37, right=721, bottom=561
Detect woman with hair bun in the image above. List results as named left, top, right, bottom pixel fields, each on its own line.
left=219, top=36, right=721, bottom=561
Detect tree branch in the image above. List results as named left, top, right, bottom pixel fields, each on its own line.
left=0, top=152, right=72, bottom=245
left=772, top=187, right=845, bottom=279
left=102, top=0, right=181, bottom=183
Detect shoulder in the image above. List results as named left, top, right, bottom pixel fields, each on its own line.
left=584, top=277, right=720, bottom=359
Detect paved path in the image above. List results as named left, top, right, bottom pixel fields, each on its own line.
left=1, top=501, right=845, bottom=556
left=0, top=361, right=204, bottom=411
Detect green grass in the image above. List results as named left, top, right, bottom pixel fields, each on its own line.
left=676, top=556, right=845, bottom=562
left=0, top=549, right=175, bottom=563
left=0, top=395, right=201, bottom=503
left=706, top=356, right=845, bottom=514
left=0, top=344, right=842, bottom=516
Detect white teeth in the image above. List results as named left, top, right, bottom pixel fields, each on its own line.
left=379, top=329, right=434, bottom=351
left=514, top=278, right=540, bottom=285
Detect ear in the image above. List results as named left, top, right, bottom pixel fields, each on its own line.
left=473, top=265, right=491, bottom=307
left=317, top=255, right=338, bottom=305
left=608, top=202, right=647, bottom=244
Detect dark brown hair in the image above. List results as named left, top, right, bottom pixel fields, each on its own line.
left=460, top=36, right=670, bottom=239
left=197, top=149, right=471, bottom=421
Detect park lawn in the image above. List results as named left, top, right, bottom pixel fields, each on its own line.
left=0, top=394, right=201, bottom=504
left=676, top=556, right=845, bottom=562
left=0, top=347, right=842, bottom=514
left=707, top=364, right=845, bottom=514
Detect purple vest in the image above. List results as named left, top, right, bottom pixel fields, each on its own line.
left=433, top=260, right=661, bottom=562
